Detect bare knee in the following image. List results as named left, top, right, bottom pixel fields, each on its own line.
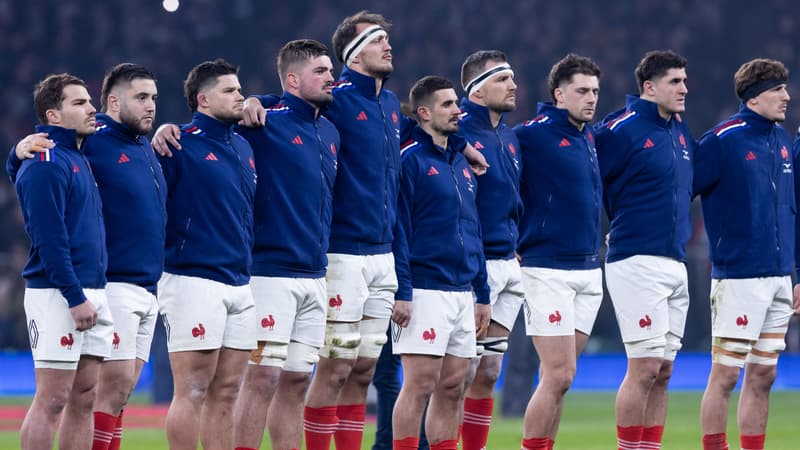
left=654, top=362, right=674, bottom=387
left=543, top=365, right=576, bottom=395
left=744, top=364, right=777, bottom=392
left=474, top=356, right=503, bottom=387
left=322, top=358, right=356, bottom=390
left=436, top=371, right=468, bottom=402
left=349, top=358, right=378, bottom=389
left=244, top=366, right=281, bottom=396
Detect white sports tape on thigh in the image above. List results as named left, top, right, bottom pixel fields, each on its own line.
left=712, top=337, right=751, bottom=368
left=249, top=341, right=289, bottom=367
left=746, top=329, right=786, bottom=366
left=284, top=341, right=321, bottom=372
left=320, top=322, right=361, bottom=360
left=357, top=317, right=389, bottom=359
left=624, top=335, right=667, bottom=359
left=481, top=336, right=509, bottom=356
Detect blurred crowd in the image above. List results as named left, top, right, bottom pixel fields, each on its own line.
left=1, top=0, right=799, bottom=351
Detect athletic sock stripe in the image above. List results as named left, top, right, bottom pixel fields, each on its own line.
left=303, top=420, right=338, bottom=433
left=462, top=417, right=492, bottom=426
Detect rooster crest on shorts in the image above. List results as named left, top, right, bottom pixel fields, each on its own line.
left=638, top=315, right=652, bottom=329
left=548, top=310, right=562, bottom=325
left=112, top=332, right=120, bottom=350
left=261, top=314, right=275, bottom=330
left=736, top=314, right=749, bottom=328
left=422, top=327, right=436, bottom=344
left=328, top=294, right=343, bottom=310
left=60, top=333, right=74, bottom=350
left=191, top=323, right=206, bottom=339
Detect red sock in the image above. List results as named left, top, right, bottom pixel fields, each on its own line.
left=393, top=436, right=420, bottom=450
left=91, top=411, right=117, bottom=450
left=521, top=437, right=550, bottom=450
left=430, top=439, right=459, bottom=450
left=702, top=433, right=729, bottom=450
left=740, top=434, right=765, bottom=450
left=304, top=405, right=338, bottom=450
left=640, top=425, right=664, bottom=449
left=235, top=448, right=258, bottom=450
left=462, top=397, right=493, bottom=450
left=334, top=404, right=367, bottom=450
left=616, top=425, right=643, bottom=450
left=108, top=410, right=123, bottom=450
left=547, top=437, right=555, bottom=450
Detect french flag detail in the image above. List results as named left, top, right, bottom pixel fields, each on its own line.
left=38, top=149, right=53, bottom=162
left=184, top=125, right=204, bottom=136
left=714, top=119, right=747, bottom=137
left=606, top=110, right=637, bottom=131
left=524, top=115, right=550, bottom=126
left=332, top=80, right=353, bottom=91
left=400, top=140, right=420, bottom=156
left=95, top=122, right=108, bottom=132
left=266, top=103, right=290, bottom=114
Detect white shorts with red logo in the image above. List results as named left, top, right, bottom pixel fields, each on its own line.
left=485, top=258, right=525, bottom=331
left=391, top=289, right=476, bottom=358
left=250, top=276, right=326, bottom=347
left=710, top=276, right=793, bottom=340
left=105, top=282, right=158, bottom=362
left=605, top=255, right=689, bottom=343
left=157, top=273, right=256, bottom=352
left=325, top=252, right=397, bottom=321
left=24, top=288, right=114, bottom=369
left=521, top=267, right=603, bottom=337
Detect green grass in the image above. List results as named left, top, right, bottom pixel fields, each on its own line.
left=2, top=391, right=798, bottom=449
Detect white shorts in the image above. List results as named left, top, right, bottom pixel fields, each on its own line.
left=250, top=276, right=326, bottom=347
left=24, top=288, right=114, bottom=369
left=105, top=283, right=158, bottom=362
left=710, top=276, right=793, bottom=340
left=521, top=267, right=603, bottom=337
left=325, top=252, right=397, bottom=321
left=605, top=255, right=689, bottom=343
left=158, top=273, right=256, bottom=352
left=391, top=289, right=476, bottom=358
left=485, top=258, right=525, bottom=331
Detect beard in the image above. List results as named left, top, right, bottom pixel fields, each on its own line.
left=119, top=109, right=154, bottom=135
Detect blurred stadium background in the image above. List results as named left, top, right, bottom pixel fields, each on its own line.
left=1, top=0, right=800, bottom=424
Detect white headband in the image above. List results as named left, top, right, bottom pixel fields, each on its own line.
left=464, top=63, right=514, bottom=97
left=343, top=25, right=388, bottom=66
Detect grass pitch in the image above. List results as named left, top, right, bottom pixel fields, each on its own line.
left=1, top=391, right=798, bottom=449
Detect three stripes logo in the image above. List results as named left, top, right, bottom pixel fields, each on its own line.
left=356, top=111, right=368, bottom=121
left=427, top=166, right=439, bottom=176
left=118, top=153, right=130, bottom=164
left=643, top=138, right=655, bottom=149
left=292, top=135, right=304, bottom=145
left=205, top=152, right=219, bottom=161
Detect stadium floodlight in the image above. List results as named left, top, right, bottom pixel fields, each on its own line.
left=163, top=0, right=179, bottom=12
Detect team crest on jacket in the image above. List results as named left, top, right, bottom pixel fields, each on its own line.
left=463, top=167, right=474, bottom=193
left=330, top=143, right=337, bottom=155
left=508, top=143, right=516, bottom=155
left=782, top=146, right=792, bottom=173
left=392, top=111, right=399, bottom=125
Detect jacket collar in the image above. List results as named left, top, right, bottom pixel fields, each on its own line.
left=281, top=91, right=320, bottom=122
left=95, top=113, right=140, bottom=141
left=192, top=112, right=234, bottom=140
left=34, top=125, right=80, bottom=151
left=340, top=66, right=386, bottom=98
left=737, top=103, right=778, bottom=134
left=625, top=94, right=675, bottom=128
left=535, top=102, right=588, bottom=137
left=412, top=124, right=457, bottom=155
left=460, top=98, right=503, bottom=130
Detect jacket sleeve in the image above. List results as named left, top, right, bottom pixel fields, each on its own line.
left=158, top=144, right=181, bottom=192
left=471, top=224, right=490, bottom=305
left=17, top=163, right=86, bottom=307
left=254, top=94, right=281, bottom=109
left=392, top=156, right=416, bottom=302
left=793, top=136, right=800, bottom=275
left=6, top=146, right=22, bottom=183
left=693, top=133, right=722, bottom=199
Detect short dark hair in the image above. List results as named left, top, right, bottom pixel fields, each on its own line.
left=634, top=50, right=687, bottom=94
left=547, top=53, right=601, bottom=101
left=33, top=73, right=88, bottom=124
left=100, top=63, right=156, bottom=112
left=183, top=59, right=239, bottom=112
left=409, top=75, right=454, bottom=116
left=277, top=39, right=331, bottom=81
left=734, top=58, right=788, bottom=101
left=460, top=50, right=508, bottom=91
left=332, top=11, right=391, bottom=64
